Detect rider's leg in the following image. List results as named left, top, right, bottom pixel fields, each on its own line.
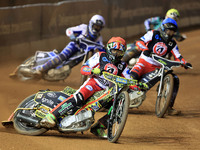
left=40, top=93, right=84, bottom=128
left=90, top=114, right=109, bottom=138
left=168, top=107, right=181, bottom=115
left=40, top=78, right=103, bottom=128
left=168, top=76, right=181, bottom=115
left=34, top=42, right=78, bottom=74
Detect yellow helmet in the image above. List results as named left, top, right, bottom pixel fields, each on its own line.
left=165, top=8, right=180, bottom=21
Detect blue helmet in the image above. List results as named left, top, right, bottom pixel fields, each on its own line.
left=160, top=18, right=178, bottom=42
left=161, top=18, right=178, bottom=32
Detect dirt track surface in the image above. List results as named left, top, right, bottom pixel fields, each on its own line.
left=0, top=29, right=200, bottom=150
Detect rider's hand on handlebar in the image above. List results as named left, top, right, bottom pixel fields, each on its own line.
left=70, top=35, right=80, bottom=44
left=184, top=63, right=192, bottom=69
left=91, top=68, right=101, bottom=75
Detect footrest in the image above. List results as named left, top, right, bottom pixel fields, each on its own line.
left=2, top=121, right=13, bottom=128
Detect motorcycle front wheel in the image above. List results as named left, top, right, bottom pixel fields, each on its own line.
left=107, top=90, right=130, bottom=143
left=13, top=94, right=47, bottom=135
left=155, top=74, right=174, bottom=118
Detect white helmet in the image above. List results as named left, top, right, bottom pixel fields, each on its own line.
left=88, top=14, right=105, bottom=40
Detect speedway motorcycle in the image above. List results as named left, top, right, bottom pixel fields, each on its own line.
left=9, top=38, right=104, bottom=83
left=128, top=54, right=192, bottom=118
left=2, top=72, right=146, bottom=143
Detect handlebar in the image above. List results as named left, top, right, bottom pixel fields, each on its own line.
left=74, top=37, right=105, bottom=53
left=102, top=71, right=148, bottom=90
left=182, top=63, right=193, bottom=69
left=78, top=38, right=104, bottom=48
left=151, top=54, right=193, bottom=70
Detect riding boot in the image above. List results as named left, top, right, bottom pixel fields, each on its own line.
left=40, top=92, right=84, bottom=128
left=168, top=107, right=181, bottom=115
left=90, top=114, right=109, bottom=138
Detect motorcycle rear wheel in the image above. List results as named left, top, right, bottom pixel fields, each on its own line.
left=107, top=90, right=130, bottom=143
left=17, top=56, right=39, bottom=81
left=13, top=94, right=47, bottom=135
left=155, top=74, right=174, bottom=118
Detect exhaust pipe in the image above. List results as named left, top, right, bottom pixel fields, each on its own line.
left=16, top=113, right=41, bottom=128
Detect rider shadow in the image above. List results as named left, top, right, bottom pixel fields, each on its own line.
left=0, top=126, right=18, bottom=135
left=178, top=110, right=200, bottom=118
left=0, top=126, right=105, bottom=141
left=120, top=135, right=186, bottom=146
left=42, top=131, right=105, bottom=140
left=128, top=109, right=155, bottom=116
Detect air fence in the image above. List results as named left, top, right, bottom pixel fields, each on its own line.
left=0, top=0, right=200, bottom=59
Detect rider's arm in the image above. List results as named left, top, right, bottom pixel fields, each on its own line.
left=171, top=45, right=192, bottom=69
left=144, top=18, right=152, bottom=31
left=144, top=16, right=162, bottom=31
left=135, top=31, right=154, bottom=56
left=171, top=45, right=187, bottom=64
left=66, top=24, right=87, bottom=40
left=80, top=52, right=101, bottom=75
left=174, top=30, right=187, bottom=42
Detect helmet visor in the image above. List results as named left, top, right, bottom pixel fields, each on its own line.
left=107, top=42, right=126, bottom=52
left=164, top=23, right=177, bottom=32
left=92, top=24, right=103, bottom=32
left=111, top=49, right=124, bottom=57
left=165, top=29, right=175, bottom=37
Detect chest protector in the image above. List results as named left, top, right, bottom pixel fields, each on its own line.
left=147, top=31, right=176, bottom=57
left=99, top=53, right=126, bottom=75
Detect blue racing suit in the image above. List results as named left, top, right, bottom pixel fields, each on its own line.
left=37, top=24, right=104, bottom=72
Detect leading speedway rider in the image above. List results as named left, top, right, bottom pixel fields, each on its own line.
left=39, top=37, right=147, bottom=138
left=33, top=14, right=105, bottom=75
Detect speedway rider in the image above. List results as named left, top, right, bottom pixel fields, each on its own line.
left=33, top=14, right=105, bottom=76
left=130, top=18, right=192, bottom=115
left=144, top=8, right=186, bottom=42
left=122, top=8, right=186, bottom=64
left=40, top=37, right=144, bottom=138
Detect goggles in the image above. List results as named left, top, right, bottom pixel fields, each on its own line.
left=165, top=29, right=175, bottom=36
left=107, top=42, right=126, bottom=52
left=111, top=49, right=124, bottom=57
left=92, top=24, right=103, bottom=32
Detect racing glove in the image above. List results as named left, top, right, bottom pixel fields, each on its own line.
left=70, top=35, right=80, bottom=44
left=184, top=63, right=192, bottom=69
left=91, top=68, right=101, bottom=75
left=143, top=50, right=151, bottom=57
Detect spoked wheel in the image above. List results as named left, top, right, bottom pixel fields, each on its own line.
left=13, top=94, right=47, bottom=135
left=107, top=91, right=130, bottom=143
left=17, top=67, right=39, bottom=81
left=155, top=74, right=174, bottom=118
left=16, top=56, right=39, bottom=81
